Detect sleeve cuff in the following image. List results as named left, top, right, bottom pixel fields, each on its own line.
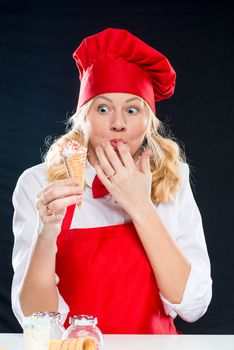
left=159, top=263, right=212, bottom=322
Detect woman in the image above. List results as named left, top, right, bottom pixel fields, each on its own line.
left=11, top=28, right=212, bottom=334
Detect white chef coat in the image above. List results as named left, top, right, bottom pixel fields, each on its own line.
left=11, top=160, right=212, bottom=328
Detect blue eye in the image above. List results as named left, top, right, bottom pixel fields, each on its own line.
left=128, top=106, right=139, bottom=114
left=98, top=105, right=109, bottom=113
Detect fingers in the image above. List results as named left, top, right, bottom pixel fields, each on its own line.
left=36, top=178, right=83, bottom=227
left=94, top=161, right=112, bottom=190
left=39, top=184, right=83, bottom=207
left=40, top=209, right=65, bottom=225
left=95, top=141, right=122, bottom=176
left=95, top=140, right=135, bottom=176
left=36, top=196, right=62, bottom=226
left=47, top=195, right=82, bottom=214
left=116, top=141, right=135, bottom=168
left=37, top=178, right=81, bottom=200
left=137, top=148, right=151, bottom=172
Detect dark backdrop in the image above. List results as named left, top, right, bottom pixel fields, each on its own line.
left=0, top=1, right=233, bottom=334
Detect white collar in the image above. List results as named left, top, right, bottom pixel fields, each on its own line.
left=85, top=159, right=97, bottom=189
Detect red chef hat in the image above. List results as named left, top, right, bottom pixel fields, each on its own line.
left=73, top=27, right=176, bottom=114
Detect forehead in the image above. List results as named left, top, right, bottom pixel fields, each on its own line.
left=93, top=93, right=144, bottom=104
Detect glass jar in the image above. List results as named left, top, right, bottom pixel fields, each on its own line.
left=63, top=314, right=104, bottom=349
left=33, top=312, right=65, bottom=340
left=23, top=311, right=65, bottom=350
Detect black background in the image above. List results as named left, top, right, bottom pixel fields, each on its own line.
left=0, top=1, right=233, bottom=334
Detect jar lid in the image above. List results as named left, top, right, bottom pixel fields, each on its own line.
left=32, top=311, right=61, bottom=319
left=69, top=315, right=97, bottom=326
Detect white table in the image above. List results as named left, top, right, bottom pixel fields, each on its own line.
left=0, top=333, right=234, bottom=350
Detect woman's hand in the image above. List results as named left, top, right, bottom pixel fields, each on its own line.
left=94, top=139, right=152, bottom=218
left=36, top=178, right=83, bottom=239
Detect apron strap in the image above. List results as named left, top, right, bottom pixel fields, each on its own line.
left=61, top=204, right=76, bottom=230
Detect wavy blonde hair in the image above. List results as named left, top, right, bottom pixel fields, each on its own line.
left=43, top=97, right=187, bottom=204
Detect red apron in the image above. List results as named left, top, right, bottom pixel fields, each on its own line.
left=56, top=204, right=180, bottom=334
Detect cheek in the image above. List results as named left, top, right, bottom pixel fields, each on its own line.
left=130, top=116, right=149, bottom=137
left=86, top=117, right=109, bottom=150
left=86, top=117, right=106, bottom=137
left=128, top=118, right=149, bottom=155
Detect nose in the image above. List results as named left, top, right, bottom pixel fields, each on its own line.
left=110, top=112, right=127, bottom=132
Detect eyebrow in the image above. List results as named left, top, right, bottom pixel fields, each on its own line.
left=94, top=95, right=142, bottom=103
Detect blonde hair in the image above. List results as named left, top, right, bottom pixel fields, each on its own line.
left=43, top=97, right=187, bottom=204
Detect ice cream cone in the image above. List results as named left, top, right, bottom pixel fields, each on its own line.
left=59, top=338, right=85, bottom=350
left=83, top=338, right=97, bottom=350
left=48, top=337, right=97, bottom=350
left=63, top=153, right=87, bottom=188
left=61, top=140, right=88, bottom=208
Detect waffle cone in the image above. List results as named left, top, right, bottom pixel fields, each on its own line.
left=63, top=153, right=86, bottom=188
left=62, top=152, right=87, bottom=208
left=57, top=337, right=96, bottom=350
left=83, top=338, right=97, bottom=350
left=60, top=338, right=82, bottom=350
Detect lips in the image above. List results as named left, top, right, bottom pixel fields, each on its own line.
left=109, top=139, right=126, bottom=148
